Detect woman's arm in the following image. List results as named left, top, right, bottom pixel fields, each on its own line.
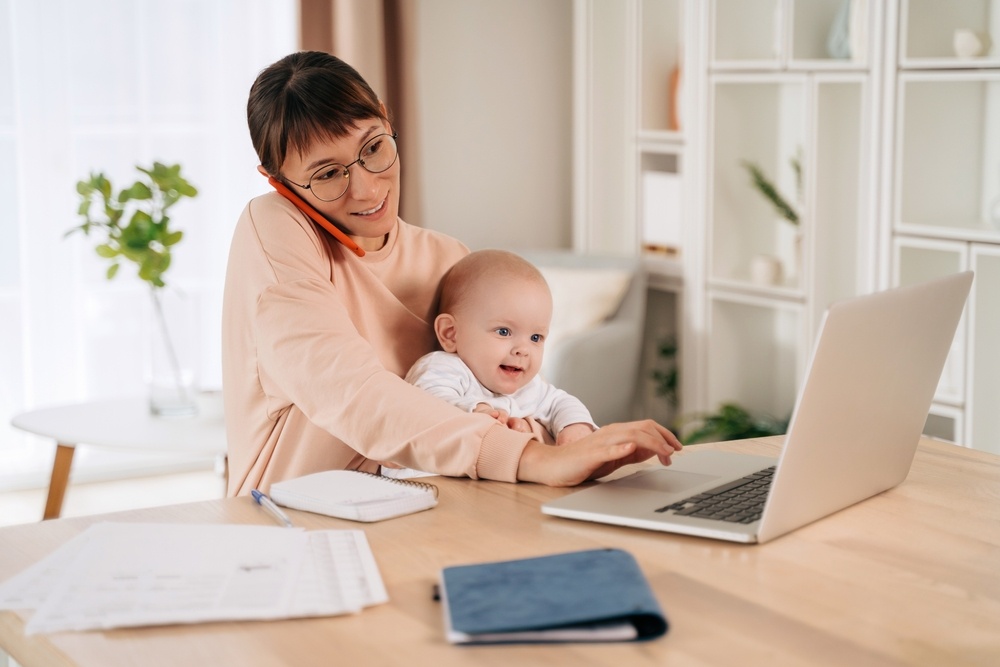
left=226, top=195, right=533, bottom=484
left=516, top=420, right=683, bottom=486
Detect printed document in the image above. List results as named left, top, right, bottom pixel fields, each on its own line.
left=0, top=522, right=387, bottom=634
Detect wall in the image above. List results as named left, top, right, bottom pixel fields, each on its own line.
left=413, top=0, right=574, bottom=251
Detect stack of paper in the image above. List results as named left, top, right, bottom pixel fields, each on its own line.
left=0, top=522, right=387, bottom=634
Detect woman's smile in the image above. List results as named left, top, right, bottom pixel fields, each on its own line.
left=353, top=195, right=387, bottom=218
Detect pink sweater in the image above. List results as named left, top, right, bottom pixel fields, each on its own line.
left=221, top=193, right=533, bottom=495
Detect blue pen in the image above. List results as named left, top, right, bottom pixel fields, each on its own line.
left=251, top=489, right=294, bottom=528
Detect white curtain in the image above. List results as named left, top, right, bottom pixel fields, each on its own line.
left=0, top=0, right=298, bottom=489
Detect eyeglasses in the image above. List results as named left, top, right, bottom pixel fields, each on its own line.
left=284, top=132, right=398, bottom=202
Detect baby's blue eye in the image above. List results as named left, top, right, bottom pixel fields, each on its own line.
left=496, top=328, right=510, bottom=336
left=531, top=334, right=543, bottom=343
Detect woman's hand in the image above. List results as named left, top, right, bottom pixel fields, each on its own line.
left=516, top=420, right=683, bottom=487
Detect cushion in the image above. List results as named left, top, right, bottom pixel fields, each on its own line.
left=538, top=267, right=632, bottom=347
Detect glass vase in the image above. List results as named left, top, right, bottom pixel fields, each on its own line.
left=147, top=288, right=199, bottom=417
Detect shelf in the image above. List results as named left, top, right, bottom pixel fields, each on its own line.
left=895, top=221, right=1000, bottom=245
left=708, top=278, right=805, bottom=305
left=924, top=403, right=965, bottom=444
left=969, top=246, right=1000, bottom=455
left=900, top=0, right=1000, bottom=63
left=900, top=57, right=1000, bottom=70
left=893, top=238, right=968, bottom=405
left=711, top=0, right=783, bottom=66
left=706, top=297, right=802, bottom=417
left=711, top=0, right=870, bottom=70
left=643, top=255, right=684, bottom=292
left=637, top=130, right=684, bottom=150
left=894, top=73, right=1000, bottom=239
left=639, top=0, right=684, bottom=134
left=709, top=78, right=807, bottom=288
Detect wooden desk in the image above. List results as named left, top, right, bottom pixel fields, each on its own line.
left=1, top=437, right=997, bottom=667
left=11, top=396, right=227, bottom=519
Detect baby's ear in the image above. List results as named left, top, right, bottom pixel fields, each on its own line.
left=434, top=313, right=459, bottom=352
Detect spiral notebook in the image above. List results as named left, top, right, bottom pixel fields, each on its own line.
left=269, top=470, right=438, bottom=522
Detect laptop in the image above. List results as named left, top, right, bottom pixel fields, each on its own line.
left=543, top=272, right=974, bottom=544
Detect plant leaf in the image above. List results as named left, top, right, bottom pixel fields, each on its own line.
left=740, top=160, right=799, bottom=225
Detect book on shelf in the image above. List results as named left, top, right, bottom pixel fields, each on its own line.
left=269, top=469, right=438, bottom=522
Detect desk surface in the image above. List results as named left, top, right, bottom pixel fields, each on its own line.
left=1, top=437, right=998, bottom=667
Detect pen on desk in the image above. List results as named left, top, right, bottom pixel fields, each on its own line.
left=251, top=489, right=294, bottom=528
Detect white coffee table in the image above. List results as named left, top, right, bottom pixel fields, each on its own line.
left=11, top=396, right=227, bottom=519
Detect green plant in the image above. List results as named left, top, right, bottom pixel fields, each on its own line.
left=651, top=337, right=679, bottom=409
left=678, top=403, right=788, bottom=445
left=740, top=155, right=801, bottom=226
left=67, top=162, right=199, bottom=409
left=68, top=162, right=198, bottom=288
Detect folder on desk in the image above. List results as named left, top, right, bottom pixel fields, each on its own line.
left=439, top=548, right=667, bottom=644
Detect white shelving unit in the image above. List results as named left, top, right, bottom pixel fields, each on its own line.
left=883, top=0, right=1000, bottom=454
left=700, top=0, right=880, bottom=419
left=575, top=0, right=998, bottom=454
left=575, top=0, right=696, bottom=424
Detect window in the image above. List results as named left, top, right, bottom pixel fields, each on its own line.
left=0, top=0, right=297, bottom=489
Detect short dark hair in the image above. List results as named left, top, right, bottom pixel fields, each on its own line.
left=247, top=51, right=388, bottom=177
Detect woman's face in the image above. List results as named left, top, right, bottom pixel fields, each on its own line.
left=279, top=117, right=400, bottom=252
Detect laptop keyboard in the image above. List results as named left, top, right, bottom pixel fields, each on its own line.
left=655, top=466, right=776, bottom=524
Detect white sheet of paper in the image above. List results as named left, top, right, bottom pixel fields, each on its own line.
left=0, top=530, right=94, bottom=610
left=3, top=522, right=388, bottom=635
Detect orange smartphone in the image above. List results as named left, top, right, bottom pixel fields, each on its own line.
left=267, top=176, right=365, bottom=257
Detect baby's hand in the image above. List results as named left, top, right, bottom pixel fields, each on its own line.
left=556, top=422, right=596, bottom=446
left=473, top=403, right=510, bottom=424
left=506, top=416, right=534, bottom=434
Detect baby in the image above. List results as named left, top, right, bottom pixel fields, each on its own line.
left=405, top=249, right=597, bottom=446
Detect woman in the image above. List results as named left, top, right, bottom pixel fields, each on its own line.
left=222, top=51, right=681, bottom=496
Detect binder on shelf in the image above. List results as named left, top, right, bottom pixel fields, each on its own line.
left=269, top=470, right=438, bottom=522
left=439, top=548, right=668, bottom=644
left=642, top=170, right=682, bottom=255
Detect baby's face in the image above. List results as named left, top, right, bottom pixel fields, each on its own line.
left=448, top=277, right=552, bottom=395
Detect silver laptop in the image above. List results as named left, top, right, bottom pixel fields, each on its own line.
left=543, top=272, right=974, bottom=544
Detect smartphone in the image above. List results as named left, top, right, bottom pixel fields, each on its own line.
left=267, top=176, right=366, bottom=257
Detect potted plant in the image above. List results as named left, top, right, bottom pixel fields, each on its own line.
left=651, top=339, right=787, bottom=444
left=739, top=158, right=801, bottom=226
left=676, top=403, right=788, bottom=445
left=740, top=154, right=803, bottom=285
left=67, top=162, right=199, bottom=415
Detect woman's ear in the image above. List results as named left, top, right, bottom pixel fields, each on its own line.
left=434, top=313, right=459, bottom=352
left=257, top=165, right=270, bottom=178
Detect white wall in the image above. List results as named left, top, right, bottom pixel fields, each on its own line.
left=414, top=0, right=574, bottom=251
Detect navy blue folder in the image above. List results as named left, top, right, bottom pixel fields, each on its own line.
left=439, top=548, right=668, bottom=644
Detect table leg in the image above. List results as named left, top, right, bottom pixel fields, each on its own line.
left=43, top=444, right=75, bottom=520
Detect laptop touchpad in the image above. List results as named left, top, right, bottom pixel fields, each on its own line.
left=614, top=469, right=719, bottom=493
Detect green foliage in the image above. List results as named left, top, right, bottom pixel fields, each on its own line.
left=740, top=159, right=800, bottom=225
left=68, top=162, right=198, bottom=289
left=651, top=337, right=786, bottom=444
left=679, top=403, right=788, bottom=445
left=651, top=337, right=679, bottom=409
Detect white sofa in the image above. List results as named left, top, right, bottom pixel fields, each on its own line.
left=516, top=250, right=647, bottom=427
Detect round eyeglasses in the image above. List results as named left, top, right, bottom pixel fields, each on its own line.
left=284, top=132, right=398, bottom=202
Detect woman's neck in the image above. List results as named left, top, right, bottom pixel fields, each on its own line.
left=353, top=233, right=389, bottom=252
